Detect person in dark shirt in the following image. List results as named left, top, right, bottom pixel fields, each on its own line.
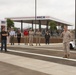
left=17, top=30, right=21, bottom=45
left=1, top=28, right=8, bottom=52
left=45, top=31, right=50, bottom=45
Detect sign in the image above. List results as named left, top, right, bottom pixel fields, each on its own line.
left=0, top=20, right=7, bottom=32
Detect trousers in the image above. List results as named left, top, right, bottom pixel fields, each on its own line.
left=1, top=40, right=7, bottom=51
left=63, top=42, right=70, bottom=55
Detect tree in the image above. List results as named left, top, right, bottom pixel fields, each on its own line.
left=49, top=21, right=57, bottom=31
left=49, top=21, right=57, bottom=36
left=7, top=19, right=14, bottom=29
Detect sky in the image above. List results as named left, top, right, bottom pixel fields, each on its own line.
left=0, top=0, right=75, bottom=29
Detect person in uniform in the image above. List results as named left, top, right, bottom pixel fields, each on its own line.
left=61, top=25, right=72, bottom=58
left=1, top=27, right=8, bottom=52
left=29, top=29, right=34, bottom=46
left=36, top=29, right=41, bottom=46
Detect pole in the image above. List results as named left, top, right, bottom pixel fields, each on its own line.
left=21, top=20, right=23, bottom=32
left=35, top=0, right=37, bottom=32
left=74, top=0, right=76, bottom=49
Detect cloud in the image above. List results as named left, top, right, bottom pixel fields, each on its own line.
left=0, top=0, right=75, bottom=26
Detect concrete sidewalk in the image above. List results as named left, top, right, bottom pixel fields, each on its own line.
left=0, top=52, right=76, bottom=75
left=0, top=61, right=49, bottom=75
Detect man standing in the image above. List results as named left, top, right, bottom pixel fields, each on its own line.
left=9, top=28, right=15, bottom=45
left=61, top=25, right=72, bottom=58
left=29, top=29, right=34, bottom=46
left=23, top=29, right=29, bottom=45
left=36, top=29, right=41, bottom=46
left=1, top=28, right=8, bottom=52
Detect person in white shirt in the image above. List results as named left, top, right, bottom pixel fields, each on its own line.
left=9, top=28, right=15, bottom=45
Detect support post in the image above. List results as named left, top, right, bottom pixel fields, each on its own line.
left=21, top=20, right=23, bottom=32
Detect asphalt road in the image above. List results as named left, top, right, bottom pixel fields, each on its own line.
left=7, top=46, right=76, bottom=67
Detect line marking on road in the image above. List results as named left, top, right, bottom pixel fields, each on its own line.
left=8, top=49, right=76, bottom=62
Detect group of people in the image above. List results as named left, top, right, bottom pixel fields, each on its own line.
left=0, top=25, right=72, bottom=58
left=24, top=29, right=42, bottom=46
left=0, top=27, right=51, bottom=52
left=24, top=29, right=51, bottom=46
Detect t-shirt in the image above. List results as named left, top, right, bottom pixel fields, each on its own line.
left=17, top=33, right=21, bottom=38
left=45, top=33, right=50, bottom=39
left=23, top=30, right=29, bottom=36
left=9, top=31, right=15, bottom=36
left=1, top=31, right=7, bottom=40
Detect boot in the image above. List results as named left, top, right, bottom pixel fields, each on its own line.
left=67, top=54, right=70, bottom=58
left=63, top=55, right=67, bottom=58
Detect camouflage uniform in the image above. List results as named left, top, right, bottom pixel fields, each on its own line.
left=61, top=30, right=72, bottom=57
left=29, top=30, right=34, bottom=46
left=36, top=31, right=41, bottom=46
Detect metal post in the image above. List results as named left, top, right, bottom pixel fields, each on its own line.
left=46, top=20, right=49, bottom=31
left=39, top=20, right=41, bottom=31
left=35, top=0, right=37, bottom=32
left=32, top=21, right=33, bottom=30
left=21, top=20, right=23, bottom=32
left=75, top=2, right=76, bottom=49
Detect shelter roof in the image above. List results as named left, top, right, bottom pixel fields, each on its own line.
left=6, top=16, right=73, bottom=26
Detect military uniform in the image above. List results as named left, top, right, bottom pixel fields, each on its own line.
left=29, top=30, right=34, bottom=46
left=36, top=31, right=41, bottom=46
left=61, top=31, right=72, bottom=58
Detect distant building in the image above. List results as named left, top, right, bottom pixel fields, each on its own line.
left=6, top=16, right=73, bottom=32
left=0, top=20, right=7, bottom=32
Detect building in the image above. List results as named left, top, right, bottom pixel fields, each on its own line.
left=0, top=20, right=7, bottom=32
left=6, top=16, right=73, bottom=32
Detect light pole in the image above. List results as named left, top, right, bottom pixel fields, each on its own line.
left=75, top=1, right=76, bottom=49
left=35, top=0, right=37, bottom=33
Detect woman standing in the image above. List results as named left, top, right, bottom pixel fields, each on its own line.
left=17, top=30, right=21, bottom=45
left=45, top=31, right=50, bottom=45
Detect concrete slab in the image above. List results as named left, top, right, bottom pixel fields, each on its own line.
left=0, top=61, right=49, bottom=75
left=0, top=53, right=76, bottom=75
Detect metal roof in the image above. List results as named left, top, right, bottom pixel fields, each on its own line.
left=6, top=16, right=73, bottom=26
